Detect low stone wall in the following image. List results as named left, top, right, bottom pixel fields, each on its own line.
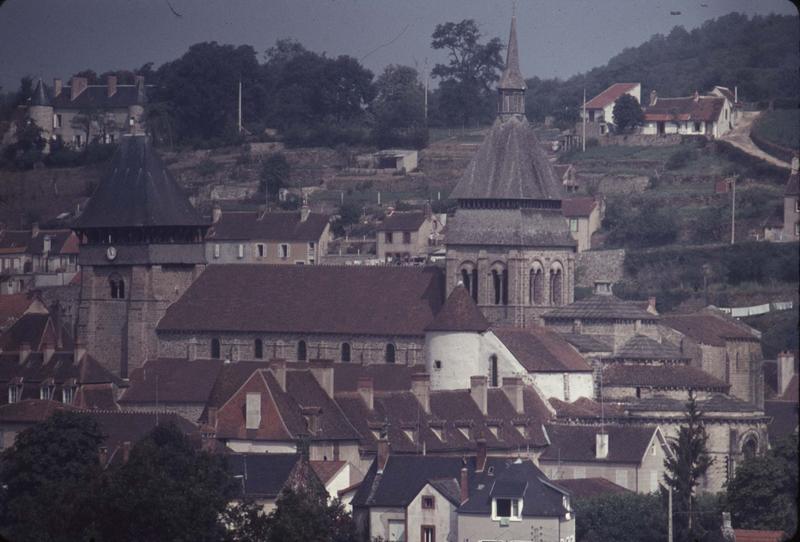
left=576, top=248, right=626, bottom=287
left=597, top=133, right=682, bottom=147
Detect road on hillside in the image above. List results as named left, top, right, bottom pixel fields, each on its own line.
left=720, top=111, right=791, bottom=170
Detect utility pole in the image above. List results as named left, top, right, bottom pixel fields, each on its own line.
left=423, top=58, right=429, bottom=123
left=582, top=88, right=587, bottom=152
left=730, top=176, right=736, bottom=244
left=237, top=79, right=242, bottom=134
left=668, top=484, right=673, bottom=542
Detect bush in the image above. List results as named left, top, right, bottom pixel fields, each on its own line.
left=665, top=146, right=698, bottom=170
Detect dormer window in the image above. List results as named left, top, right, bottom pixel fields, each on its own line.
left=8, top=381, right=23, bottom=404
left=430, top=426, right=444, bottom=441
left=40, top=380, right=55, bottom=400
left=62, top=385, right=75, bottom=404
left=492, top=498, right=521, bottom=521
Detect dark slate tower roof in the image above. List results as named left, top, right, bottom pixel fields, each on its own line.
left=74, top=135, right=206, bottom=229
left=31, top=79, right=50, bottom=107
left=425, top=284, right=489, bottom=332
left=498, top=15, right=526, bottom=91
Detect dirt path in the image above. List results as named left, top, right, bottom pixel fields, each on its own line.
left=720, top=111, right=791, bottom=170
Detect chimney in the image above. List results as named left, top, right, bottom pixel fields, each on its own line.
left=74, top=342, right=86, bottom=363
left=358, top=376, right=374, bottom=410
left=475, top=438, right=487, bottom=472
left=377, top=439, right=390, bottom=473
left=245, top=392, right=262, bottom=429
left=734, top=87, right=738, bottom=103
left=777, top=351, right=796, bottom=397
left=212, top=204, right=222, bottom=224
left=502, top=376, right=524, bottom=414
left=460, top=467, right=469, bottom=503
left=694, top=90, right=700, bottom=102
left=53, top=78, right=62, bottom=98
left=70, top=77, right=88, bottom=101
left=309, top=359, right=334, bottom=398
left=270, top=360, right=286, bottom=391
left=594, top=281, right=612, bottom=296
left=207, top=406, right=218, bottom=428
left=791, top=155, right=799, bottom=175
left=411, top=373, right=431, bottom=414
left=596, top=431, right=609, bottom=459
left=649, top=90, right=657, bottom=106
left=42, top=341, right=55, bottom=363
left=19, top=342, right=31, bottom=364
left=134, top=75, right=145, bottom=88
left=31, top=222, right=40, bottom=238
left=424, top=201, right=432, bottom=220
left=187, top=338, right=198, bottom=360
left=300, top=204, right=311, bottom=223
left=470, top=375, right=488, bottom=415
left=647, top=296, right=658, bottom=314
left=107, top=75, right=117, bottom=97
left=121, top=441, right=131, bottom=464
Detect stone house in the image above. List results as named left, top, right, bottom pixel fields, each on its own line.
left=580, top=82, right=642, bottom=135
left=0, top=226, right=79, bottom=294
left=376, top=208, right=436, bottom=264
left=539, top=424, right=669, bottom=494
left=561, top=197, right=604, bottom=252
left=709, top=86, right=742, bottom=125
left=205, top=206, right=331, bottom=265
left=780, top=158, right=799, bottom=241
left=641, top=90, right=734, bottom=138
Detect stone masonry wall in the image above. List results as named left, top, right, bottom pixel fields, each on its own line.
left=576, top=249, right=626, bottom=288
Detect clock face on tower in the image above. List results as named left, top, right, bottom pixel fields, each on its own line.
left=106, top=246, right=117, bottom=261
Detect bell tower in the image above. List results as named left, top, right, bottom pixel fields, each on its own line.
left=72, top=135, right=208, bottom=377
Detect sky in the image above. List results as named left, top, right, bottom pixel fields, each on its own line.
left=0, top=0, right=796, bottom=92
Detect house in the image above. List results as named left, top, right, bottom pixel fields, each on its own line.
left=538, top=424, right=669, bottom=494
left=763, top=351, right=798, bottom=443
left=710, top=86, right=742, bottom=125
left=553, top=477, right=631, bottom=499
left=0, top=225, right=79, bottom=294
left=781, top=157, right=799, bottom=241
left=0, top=292, right=41, bottom=332
left=581, top=83, right=642, bottom=135
left=310, top=459, right=352, bottom=504
left=205, top=205, right=331, bottom=265
left=25, top=75, right=147, bottom=151
left=356, top=149, right=418, bottom=172
left=376, top=207, right=436, bottom=264
left=641, top=90, right=734, bottom=138
left=561, top=197, right=604, bottom=252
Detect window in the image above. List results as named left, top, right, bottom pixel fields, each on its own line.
left=493, top=498, right=520, bottom=520
left=237, top=244, right=245, bottom=259
left=387, top=520, right=405, bottom=542
left=40, top=383, right=54, bottom=401
left=280, top=244, right=290, bottom=259
left=434, top=360, right=442, bottom=370
left=129, top=117, right=135, bottom=127
left=489, top=355, right=498, bottom=387
left=550, top=266, right=563, bottom=305
left=385, top=232, right=393, bottom=244
left=256, top=244, right=265, bottom=258
left=421, top=496, right=435, bottom=509
left=530, top=267, right=544, bottom=304
left=385, top=343, right=396, bottom=363
left=8, top=383, right=22, bottom=404
left=74, top=134, right=82, bottom=147
left=403, top=231, right=411, bottom=244
left=569, top=218, right=579, bottom=232
left=421, top=525, right=435, bottom=542
left=211, top=338, right=221, bottom=359
left=563, top=373, right=570, bottom=401
left=53, top=113, right=62, bottom=128
left=109, top=274, right=125, bottom=299
left=62, top=386, right=75, bottom=404
left=341, top=342, right=351, bottom=362
left=213, top=243, right=220, bottom=259
left=491, top=268, right=508, bottom=306
left=254, top=339, right=263, bottom=359
left=460, top=267, right=479, bottom=302
left=694, top=121, right=702, bottom=132
left=297, top=340, right=307, bottom=361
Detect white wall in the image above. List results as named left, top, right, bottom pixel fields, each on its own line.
left=530, top=373, right=594, bottom=402
left=224, top=440, right=297, bottom=454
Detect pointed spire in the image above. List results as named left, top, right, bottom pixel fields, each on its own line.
left=31, top=78, right=50, bottom=107
left=498, top=14, right=526, bottom=91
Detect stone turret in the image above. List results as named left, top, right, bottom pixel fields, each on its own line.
left=28, top=79, right=54, bottom=152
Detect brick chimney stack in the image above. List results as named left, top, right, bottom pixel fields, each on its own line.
left=70, top=77, right=88, bottom=101
left=377, top=439, right=390, bottom=473
left=502, top=376, right=524, bottom=414
left=596, top=431, right=609, bottom=459
left=460, top=467, right=469, bottom=504
left=475, top=438, right=487, bottom=472
left=470, top=375, right=488, bottom=415
left=309, top=359, right=334, bottom=398
left=777, top=351, right=796, bottom=397
left=358, top=376, right=374, bottom=410
left=107, top=75, right=117, bottom=97
left=53, top=78, right=62, bottom=98
left=411, top=373, right=431, bottom=414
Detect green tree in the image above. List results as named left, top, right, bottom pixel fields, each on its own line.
left=260, top=153, right=291, bottom=201
left=265, top=486, right=357, bottom=542
left=371, top=65, right=427, bottom=149
left=664, top=393, right=714, bottom=541
left=574, top=492, right=667, bottom=542
left=431, top=19, right=503, bottom=127
left=725, top=432, right=798, bottom=536
left=223, top=499, right=271, bottom=542
left=612, top=94, right=644, bottom=133
left=0, top=411, right=105, bottom=542
left=98, top=423, right=236, bottom=542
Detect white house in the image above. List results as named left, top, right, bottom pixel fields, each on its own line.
left=641, top=90, right=734, bottom=138
left=581, top=83, right=642, bottom=135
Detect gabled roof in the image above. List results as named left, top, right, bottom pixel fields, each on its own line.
left=661, top=313, right=759, bottom=346
left=561, top=197, right=597, bottom=218
left=352, top=455, right=465, bottom=507
left=543, top=295, right=658, bottom=321
left=540, top=424, right=659, bottom=464
left=0, top=229, right=79, bottom=256
left=51, top=83, right=147, bottom=109
left=310, top=460, right=347, bottom=484
left=644, top=95, right=725, bottom=123
left=425, top=285, right=489, bottom=333
left=561, top=333, right=613, bottom=354
left=0, top=294, right=35, bottom=331
left=601, top=364, right=729, bottom=391
left=611, top=335, right=688, bottom=361
left=377, top=211, right=427, bottom=232
left=207, top=210, right=329, bottom=242
left=585, top=83, right=639, bottom=110
left=119, top=358, right=224, bottom=405
left=492, top=326, right=591, bottom=373
left=158, top=264, right=444, bottom=336
left=73, top=135, right=206, bottom=229
left=227, top=454, right=310, bottom=498
left=553, top=477, right=631, bottom=499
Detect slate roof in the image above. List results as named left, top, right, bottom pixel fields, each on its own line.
left=498, top=16, right=526, bottom=91
left=619, top=393, right=764, bottom=414
left=0, top=313, right=61, bottom=351
left=31, top=79, right=50, bottom=106
left=73, top=135, right=206, bottom=229
left=585, top=83, right=639, bottom=110
left=610, top=335, right=689, bottom=361
left=644, top=96, right=725, bottom=122
left=445, top=208, right=575, bottom=247
left=352, top=455, right=465, bottom=507
left=207, top=210, right=329, bottom=242
left=561, top=197, right=597, bottom=218
left=227, top=454, right=303, bottom=498
left=602, top=364, right=729, bottom=391
left=561, top=333, right=613, bottom=354
left=119, top=358, right=224, bottom=405
left=764, top=400, right=798, bottom=442
left=549, top=397, right=626, bottom=420
left=785, top=170, right=799, bottom=197
left=450, top=116, right=565, bottom=201
left=0, top=229, right=78, bottom=256
left=540, top=424, right=657, bottom=464
left=553, top=477, right=631, bottom=499
left=377, top=211, right=427, bottom=232
left=661, top=313, right=759, bottom=346
left=158, top=264, right=444, bottom=336
left=492, top=326, right=591, bottom=373
left=543, top=295, right=658, bottom=321
left=51, top=83, right=147, bottom=109
left=425, top=285, right=489, bottom=333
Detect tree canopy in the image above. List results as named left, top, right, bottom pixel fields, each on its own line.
left=613, top=94, right=644, bottom=133
left=371, top=65, right=427, bottom=149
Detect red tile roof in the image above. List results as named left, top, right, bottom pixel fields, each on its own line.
left=585, top=83, right=639, bottom=110
left=425, top=285, right=489, bottom=332
left=553, top=477, right=631, bottom=499
left=602, top=364, right=729, bottom=391
left=661, top=312, right=759, bottom=346
left=377, top=211, right=428, bottom=232
left=0, top=293, right=33, bottom=330
left=158, top=264, right=444, bottom=336
left=561, top=197, right=597, bottom=218
left=644, top=96, right=725, bottom=122
left=310, top=460, right=347, bottom=484
left=207, top=210, right=329, bottom=242
left=120, top=358, right=224, bottom=404
left=732, top=530, right=786, bottom=542
left=493, top=326, right=591, bottom=373
left=0, top=399, right=75, bottom=422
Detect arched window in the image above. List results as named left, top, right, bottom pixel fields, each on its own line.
left=109, top=273, right=125, bottom=299
left=341, top=342, right=351, bottom=363
left=459, top=264, right=479, bottom=302
left=549, top=264, right=563, bottom=306
left=254, top=339, right=263, bottom=359
left=529, top=264, right=544, bottom=305
left=297, top=340, right=307, bottom=361
left=491, top=267, right=508, bottom=306
left=489, top=354, right=499, bottom=387
left=461, top=269, right=471, bottom=294
left=742, top=435, right=758, bottom=459
left=385, top=343, right=396, bottom=364
left=211, top=338, right=221, bottom=359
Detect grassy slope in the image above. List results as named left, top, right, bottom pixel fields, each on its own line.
left=751, top=109, right=800, bottom=150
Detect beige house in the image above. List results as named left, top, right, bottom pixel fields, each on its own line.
left=0, top=226, right=79, bottom=294
left=580, top=82, right=642, bottom=135
left=642, top=90, right=734, bottom=138
left=781, top=158, right=799, bottom=241
left=562, top=197, right=604, bottom=252
left=376, top=208, right=435, bottom=264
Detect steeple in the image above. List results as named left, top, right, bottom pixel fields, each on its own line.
left=497, top=13, right=526, bottom=119
left=31, top=79, right=50, bottom=107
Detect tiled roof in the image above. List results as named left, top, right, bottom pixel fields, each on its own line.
left=492, top=326, right=591, bottom=373
left=540, top=424, right=657, bottom=464
left=73, top=135, right=206, bottom=229
left=561, top=197, right=597, bottom=218
left=310, top=460, right=347, bottom=484
left=449, top=116, right=564, bottom=201
left=780, top=374, right=798, bottom=402
left=0, top=294, right=34, bottom=330
left=610, top=335, right=688, bottom=361
left=561, top=333, right=612, bottom=354
left=377, top=211, right=427, bottom=232
left=552, top=477, right=631, bottom=499
left=51, top=83, right=146, bottom=109
left=785, top=171, right=799, bottom=197
left=585, top=83, right=639, bottom=110
left=207, top=210, right=329, bottom=242
left=352, top=455, right=465, bottom=507
left=227, top=454, right=307, bottom=498
left=0, top=399, right=74, bottom=422
left=446, top=208, right=575, bottom=247
left=764, top=400, right=798, bottom=442
left=644, top=96, right=725, bottom=122
left=732, top=530, right=786, bottom=542
left=90, top=410, right=198, bottom=464
left=158, top=264, right=444, bottom=336
left=548, top=397, right=626, bottom=420
left=602, top=364, right=729, bottom=391
left=543, top=295, right=658, bottom=321
left=0, top=229, right=78, bottom=256
left=619, top=393, right=763, bottom=414
left=119, top=358, right=224, bottom=404
left=661, top=313, right=758, bottom=346
left=425, top=285, right=489, bottom=333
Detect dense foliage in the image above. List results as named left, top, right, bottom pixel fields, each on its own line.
left=612, top=94, right=644, bottom=133
left=260, top=153, right=291, bottom=201
left=371, top=65, right=428, bottom=149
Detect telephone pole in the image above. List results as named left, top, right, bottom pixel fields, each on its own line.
left=582, top=88, right=587, bottom=152
left=237, top=79, right=243, bottom=134
left=730, top=176, right=736, bottom=244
